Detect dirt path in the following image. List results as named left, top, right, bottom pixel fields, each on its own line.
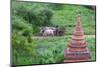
left=85, top=35, right=95, bottom=38
left=32, top=35, right=95, bottom=39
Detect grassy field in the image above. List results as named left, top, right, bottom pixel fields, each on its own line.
left=51, top=5, right=96, bottom=35
left=12, top=2, right=96, bottom=65
left=12, top=2, right=96, bottom=35
left=14, top=36, right=96, bottom=65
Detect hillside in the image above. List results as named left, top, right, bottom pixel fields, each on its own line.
left=12, top=1, right=96, bottom=65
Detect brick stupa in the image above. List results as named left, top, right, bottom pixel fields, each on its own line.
left=64, top=15, right=91, bottom=62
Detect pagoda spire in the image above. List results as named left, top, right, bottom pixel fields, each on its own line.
left=64, top=15, right=91, bottom=62
left=77, top=14, right=81, bottom=26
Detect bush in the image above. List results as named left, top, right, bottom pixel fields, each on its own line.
left=12, top=32, right=37, bottom=65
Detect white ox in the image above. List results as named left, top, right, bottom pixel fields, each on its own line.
left=42, top=27, right=55, bottom=36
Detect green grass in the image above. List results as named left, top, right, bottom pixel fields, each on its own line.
left=51, top=5, right=96, bottom=35
left=12, top=2, right=96, bottom=65
left=86, top=37, right=96, bottom=60
left=12, top=2, right=96, bottom=35
left=14, top=36, right=96, bottom=65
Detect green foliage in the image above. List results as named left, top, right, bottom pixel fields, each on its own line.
left=12, top=2, right=53, bottom=27
left=35, top=37, right=95, bottom=64
left=35, top=8, right=53, bottom=26
left=12, top=16, right=33, bottom=36
left=12, top=2, right=95, bottom=35
left=12, top=32, right=37, bottom=65
left=12, top=2, right=54, bottom=36
left=86, top=37, right=96, bottom=60
left=13, top=36, right=96, bottom=65
left=51, top=5, right=95, bottom=34
left=47, top=4, right=64, bottom=10
left=12, top=1, right=96, bottom=65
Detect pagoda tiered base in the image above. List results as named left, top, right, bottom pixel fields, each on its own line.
left=64, top=49, right=91, bottom=62
left=64, top=59, right=91, bottom=63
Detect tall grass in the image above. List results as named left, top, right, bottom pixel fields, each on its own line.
left=14, top=36, right=96, bottom=65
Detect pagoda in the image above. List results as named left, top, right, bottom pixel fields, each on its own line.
left=64, top=15, right=91, bottom=62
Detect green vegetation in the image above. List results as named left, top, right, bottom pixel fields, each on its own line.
left=12, top=2, right=96, bottom=35
left=12, top=1, right=96, bottom=65
left=13, top=36, right=96, bottom=65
